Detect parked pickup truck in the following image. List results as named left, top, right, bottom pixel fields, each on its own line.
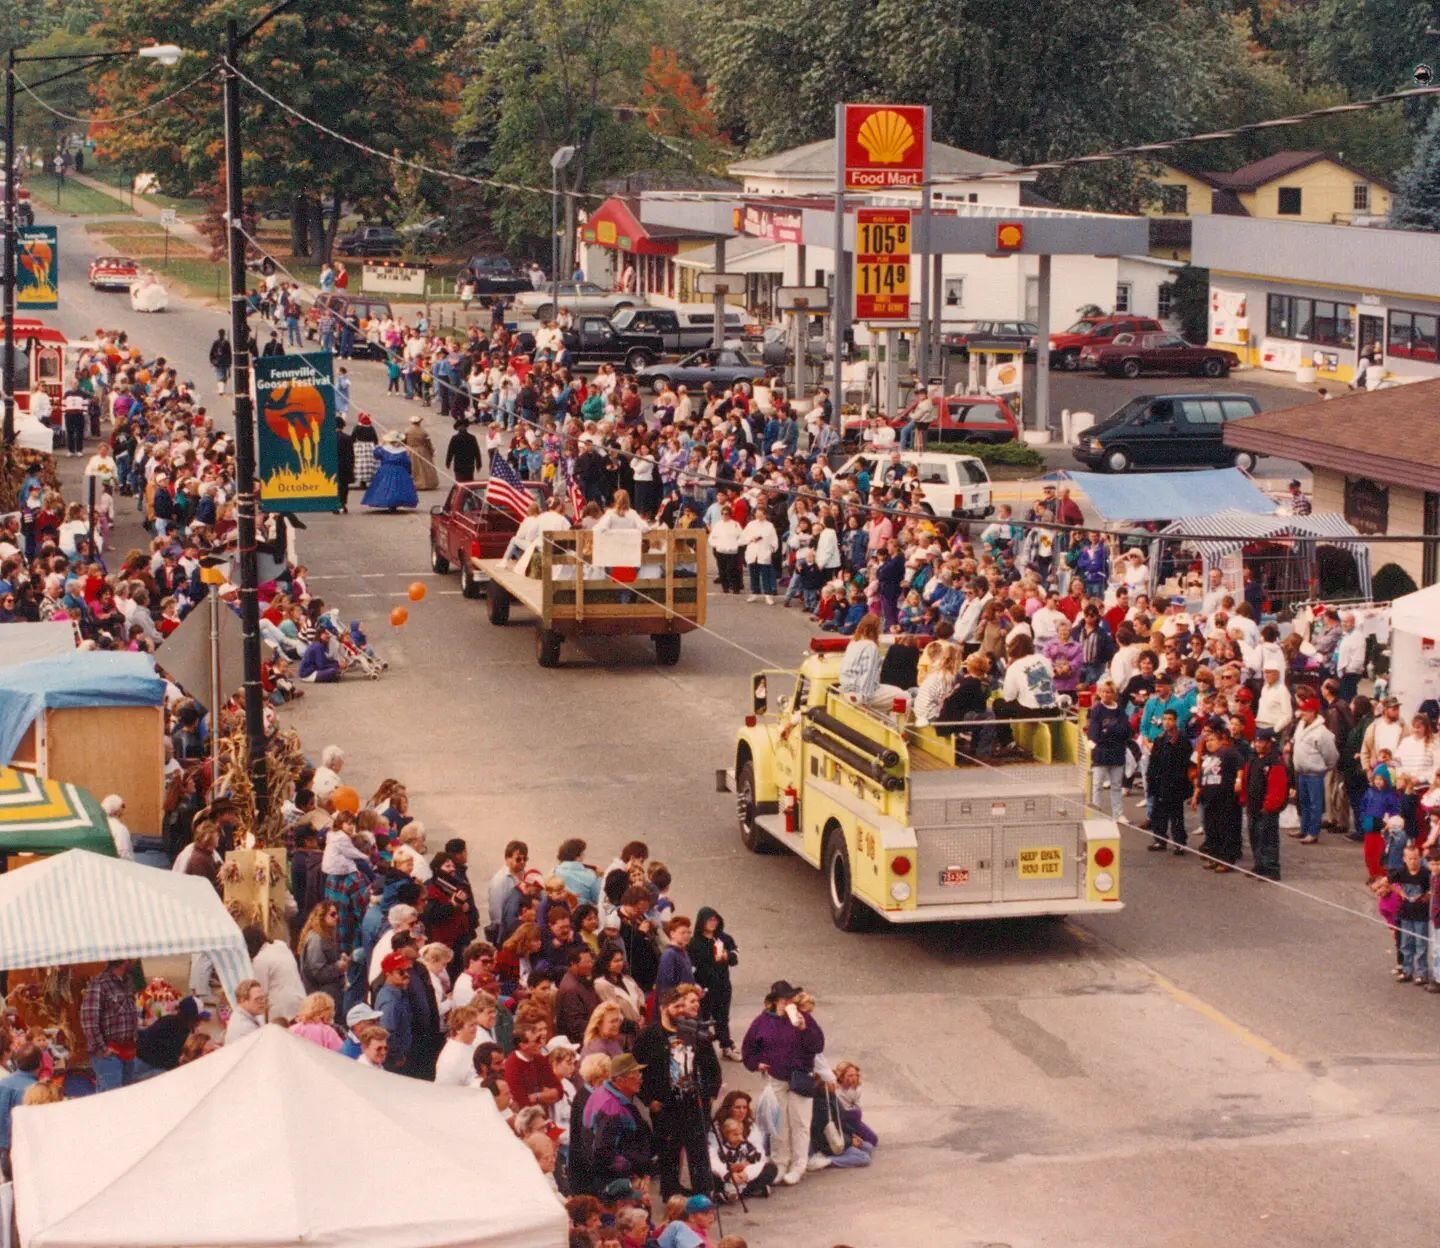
left=461, top=255, right=535, bottom=297
left=429, top=478, right=549, bottom=599
left=562, top=316, right=667, bottom=371
left=610, top=305, right=748, bottom=354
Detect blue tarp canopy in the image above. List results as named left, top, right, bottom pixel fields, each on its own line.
left=0, top=652, right=166, bottom=767
left=1055, top=468, right=1279, bottom=522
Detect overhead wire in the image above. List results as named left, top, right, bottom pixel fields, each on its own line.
left=13, top=66, right=217, bottom=126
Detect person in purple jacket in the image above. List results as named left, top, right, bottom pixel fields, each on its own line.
left=741, top=979, right=826, bottom=1187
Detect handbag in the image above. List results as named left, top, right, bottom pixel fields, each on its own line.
left=786, top=1069, right=816, bottom=1097
left=822, top=1090, right=846, bottom=1155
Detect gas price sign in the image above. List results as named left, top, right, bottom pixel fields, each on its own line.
left=854, top=208, right=911, bottom=321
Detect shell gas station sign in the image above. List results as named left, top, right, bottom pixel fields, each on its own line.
left=842, top=104, right=929, bottom=191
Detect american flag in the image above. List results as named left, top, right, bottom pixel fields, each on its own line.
left=486, top=454, right=532, bottom=524
left=561, top=459, right=585, bottom=521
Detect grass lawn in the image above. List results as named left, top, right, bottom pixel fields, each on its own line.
left=83, top=160, right=205, bottom=217
left=26, top=177, right=129, bottom=216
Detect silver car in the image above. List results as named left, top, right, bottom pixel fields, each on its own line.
left=509, top=281, right=644, bottom=322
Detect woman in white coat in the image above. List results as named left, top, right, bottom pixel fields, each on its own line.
left=741, top=507, right=779, bottom=603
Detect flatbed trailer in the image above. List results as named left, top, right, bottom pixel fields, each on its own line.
left=478, top=528, right=706, bottom=667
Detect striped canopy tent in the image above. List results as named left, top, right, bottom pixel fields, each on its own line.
left=0, top=849, right=251, bottom=1004
left=0, top=767, right=115, bottom=859
left=1158, top=507, right=1372, bottom=600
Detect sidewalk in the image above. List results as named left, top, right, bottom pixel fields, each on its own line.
left=69, top=171, right=211, bottom=249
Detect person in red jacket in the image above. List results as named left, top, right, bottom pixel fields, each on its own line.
left=503, top=1019, right=563, bottom=1109
left=1243, top=726, right=1290, bottom=881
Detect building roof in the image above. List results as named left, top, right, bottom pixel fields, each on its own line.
left=730, top=137, right=1018, bottom=181
left=1167, top=150, right=1393, bottom=194
left=1224, top=380, right=1440, bottom=493
left=1193, top=215, right=1440, bottom=302
left=1209, top=188, right=1249, bottom=216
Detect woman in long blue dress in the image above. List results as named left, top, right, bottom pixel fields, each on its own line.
left=362, top=431, right=419, bottom=512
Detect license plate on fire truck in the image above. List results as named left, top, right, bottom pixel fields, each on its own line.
left=940, top=866, right=969, bottom=886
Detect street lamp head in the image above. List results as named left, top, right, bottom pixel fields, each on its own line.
left=138, top=44, right=185, bottom=67
left=550, top=145, right=577, bottom=172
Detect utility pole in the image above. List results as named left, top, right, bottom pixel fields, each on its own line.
left=223, top=17, right=269, bottom=817
left=3, top=49, right=17, bottom=450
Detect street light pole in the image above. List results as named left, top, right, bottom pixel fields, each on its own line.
left=222, top=16, right=269, bottom=818
left=4, top=48, right=17, bottom=450
left=548, top=145, right=575, bottom=317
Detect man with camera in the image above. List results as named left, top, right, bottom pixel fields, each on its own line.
left=633, top=983, right=721, bottom=1201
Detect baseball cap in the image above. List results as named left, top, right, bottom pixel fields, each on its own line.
left=380, top=951, right=413, bottom=975
left=1254, top=726, right=1277, bottom=742
left=1297, top=697, right=1320, bottom=713
left=177, top=996, right=211, bottom=1021
left=685, top=1195, right=716, bottom=1216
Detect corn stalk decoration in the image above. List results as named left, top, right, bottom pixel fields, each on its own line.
left=216, top=722, right=306, bottom=848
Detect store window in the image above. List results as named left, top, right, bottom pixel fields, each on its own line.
left=1277, top=187, right=1303, bottom=215
left=1160, top=184, right=1187, bottom=214
left=1353, top=184, right=1370, bottom=213
left=1388, top=309, right=1440, bottom=361
left=944, top=278, right=964, bottom=308
left=1266, top=294, right=1354, bottom=348
left=1114, top=283, right=1132, bottom=313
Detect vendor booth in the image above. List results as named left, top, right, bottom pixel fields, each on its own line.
left=1386, top=582, right=1440, bottom=715
left=0, top=621, right=77, bottom=669
left=1156, top=508, right=1372, bottom=611
left=11, top=1026, right=567, bottom=1248
left=0, top=849, right=251, bottom=1007
left=0, top=768, right=114, bottom=863
left=0, top=652, right=167, bottom=842
left=1055, top=468, right=1278, bottom=523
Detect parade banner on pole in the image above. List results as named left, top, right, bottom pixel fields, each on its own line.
left=16, top=227, right=58, bottom=310
left=255, top=352, right=339, bottom=512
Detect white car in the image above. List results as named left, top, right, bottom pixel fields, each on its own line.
left=129, top=273, right=169, bottom=313
left=830, top=449, right=993, bottom=520
left=508, top=281, right=642, bottom=323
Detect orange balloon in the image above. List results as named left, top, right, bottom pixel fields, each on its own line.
left=390, top=606, right=409, bottom=627
left=407, top=581, right=427, bottom=602
left=330, top=785, right=360, bottom=814
left=137, top=369, right=151, bottom=383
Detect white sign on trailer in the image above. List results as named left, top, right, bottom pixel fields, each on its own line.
left=362, top=263, right=427, bottom=296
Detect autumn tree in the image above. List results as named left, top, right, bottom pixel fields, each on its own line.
left=90, top=0, right=460, bottom=262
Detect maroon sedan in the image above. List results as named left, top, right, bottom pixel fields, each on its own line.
left=1081, top=332, right=1240, bottom=379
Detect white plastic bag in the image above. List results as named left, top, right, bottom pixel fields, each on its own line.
left=1278, top=804, right=1300, bottom=831
left=754, top=1081, right=783, bottom=1145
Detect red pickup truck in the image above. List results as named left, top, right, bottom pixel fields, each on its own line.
left=429, top=479, right=549, bottom=598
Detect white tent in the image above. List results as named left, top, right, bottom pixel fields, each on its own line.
left=0, top=849, right=251, bottom=1005
left=12, top=1025, right=566, bottom=1248
left=1387, top=582, right=1440, bottom=716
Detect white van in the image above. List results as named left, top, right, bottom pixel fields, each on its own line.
left=830, top=450, right=993, bottom=520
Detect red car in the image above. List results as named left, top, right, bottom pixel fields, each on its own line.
left=1081, top=331, right=1240, bottom=379
left=1048, top=314, right=1162, bottom=371
left=429, top=479, right=549, bottom=599
left=88, top=256, right=139, bottom=291
left=843, top=394, right=1018, bottom=445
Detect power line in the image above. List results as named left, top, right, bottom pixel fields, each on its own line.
left=12, top=66, right=216, bottom=126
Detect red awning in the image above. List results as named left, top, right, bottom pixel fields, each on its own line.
left=580, top=198, right=690, bottom=256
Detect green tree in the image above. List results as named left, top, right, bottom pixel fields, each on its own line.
left=1391, top=105, right=1440, bottom=231
left=90, top=0, right=460, bottom=262
left=9, top=28, right=104, bottom=164
left=1275, top=0, right=1432, bottom=101
left=453, top=0, right=717, bottom=267
left=1163, top=265, right=1211, bottom=342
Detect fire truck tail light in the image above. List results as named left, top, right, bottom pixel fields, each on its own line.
left=890, top=882, right=911, bottom=902
left=891, top=855, right=912, bottom=876
left=1093, top=871, right=1114, bottom=892
left=1093, top=846, right=1115, bottom=868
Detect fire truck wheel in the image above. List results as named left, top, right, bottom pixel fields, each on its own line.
left=825, top=825, right=868, bottom=932
left=736, top=758, right=778, bottom=854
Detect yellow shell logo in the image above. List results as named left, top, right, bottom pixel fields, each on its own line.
left=856, top=109, right=917, bottom=165
left=997, top=223, right=1023, bottom=248
left=996, top=364, right=1016, bottom=385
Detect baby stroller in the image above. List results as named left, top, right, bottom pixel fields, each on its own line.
left=337, top=619, right=387, bottom=679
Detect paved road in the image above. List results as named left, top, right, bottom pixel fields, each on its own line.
left=45, top=215, right=1440, bottom=1247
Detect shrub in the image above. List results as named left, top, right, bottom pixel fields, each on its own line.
left=925, top=440, right=1046, bottom=470
left=1372, top=562, right=1418, bottom=602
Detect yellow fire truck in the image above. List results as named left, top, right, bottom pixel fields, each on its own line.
left=720, top=639, right=1122, bottom=930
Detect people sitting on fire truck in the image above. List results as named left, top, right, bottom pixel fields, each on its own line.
left=838, top=614, right=906, bottom=710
